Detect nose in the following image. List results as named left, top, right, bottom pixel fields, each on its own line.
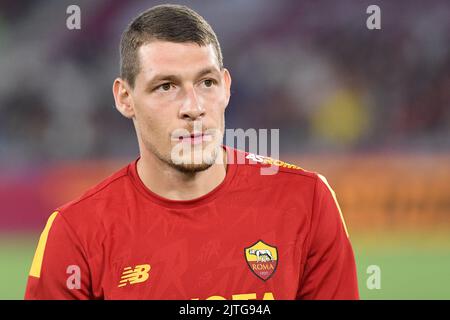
left=179, top=85, right=205, bottom=121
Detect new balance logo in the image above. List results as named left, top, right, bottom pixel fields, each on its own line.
left=118, top=264, right=151, bottom=288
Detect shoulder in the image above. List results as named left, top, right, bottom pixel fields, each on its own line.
left=54, top=161, right=133, bottom=223
left=226, top=148, right=330, bottom=205
left=231, top=148, right=319, bottom=183
left=230, top=149, right=346, bottom=233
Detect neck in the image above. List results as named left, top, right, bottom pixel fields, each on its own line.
left=136, top=147, right=227, bottom=201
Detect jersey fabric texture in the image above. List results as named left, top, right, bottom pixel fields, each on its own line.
left=25, top=146, right=359, bottom=300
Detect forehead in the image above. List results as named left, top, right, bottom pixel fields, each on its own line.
left=137, top=41, right=220, bottom=79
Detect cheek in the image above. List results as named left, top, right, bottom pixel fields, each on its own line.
left=203, top=89, right=227, bottom=111
left=145, top=114, right=170, bottom=139
left=134, top=104, right=168, bottom=140
left=214, top=94, right=228, bottom=117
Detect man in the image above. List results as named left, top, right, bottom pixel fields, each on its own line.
left=25, top=4, right=359, bottom=300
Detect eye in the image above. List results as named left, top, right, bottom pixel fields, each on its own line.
left=203, top=79, right=215, bottom=87
left=155, top=83, right=172, bottom=92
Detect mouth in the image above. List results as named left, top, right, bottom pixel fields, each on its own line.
left=175, top=132, right=213, bottom=145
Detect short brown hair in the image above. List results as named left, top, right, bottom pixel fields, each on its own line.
left=120, top=4, right=223, bottom=88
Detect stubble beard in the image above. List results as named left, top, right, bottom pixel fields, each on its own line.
left=144, top=132, right=224, bottom=175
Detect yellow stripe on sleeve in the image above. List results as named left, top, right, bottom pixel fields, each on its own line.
left=29, top=211, right=59, bottom=278
left=318, top=174, right=350, bottom=238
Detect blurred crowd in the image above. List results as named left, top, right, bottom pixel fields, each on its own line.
left=0, top=0, right=449, bottom=165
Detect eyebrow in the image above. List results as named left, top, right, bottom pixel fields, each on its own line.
left=145, top=66, right=220, bottom=88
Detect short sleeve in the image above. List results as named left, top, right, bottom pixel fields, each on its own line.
left=24, top=211, right=93, bottom=299
left=297, top=175, right=359, bottom=299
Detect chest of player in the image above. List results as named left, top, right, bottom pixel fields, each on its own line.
left=98, top=203, right=309, bottom=299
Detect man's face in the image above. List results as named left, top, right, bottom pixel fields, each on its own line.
left=129, top=41, right=231, bottom=172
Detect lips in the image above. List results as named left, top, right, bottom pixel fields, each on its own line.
left=177, top=132, right=212, bottom=144
left=180, top=133, right=203, bottom=140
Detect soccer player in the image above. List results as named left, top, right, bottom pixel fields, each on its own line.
left=25, top=4, right=359, bottom=300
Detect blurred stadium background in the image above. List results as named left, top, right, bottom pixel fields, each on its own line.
left=0, top=0, right=449, bottom=299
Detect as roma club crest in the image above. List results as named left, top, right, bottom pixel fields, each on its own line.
left=244, top=240, right=278, bottom=281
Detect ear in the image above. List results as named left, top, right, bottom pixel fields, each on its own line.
left=222, top=68, right=232, bottom=107
left=113, top=78, right=135, bottom=119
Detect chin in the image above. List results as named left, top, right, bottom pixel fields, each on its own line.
left=170, top=162, right=214, bottom=174
left=169, top=143, right=220, bottom=173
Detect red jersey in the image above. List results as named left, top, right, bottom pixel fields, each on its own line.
left=24, top=147, right=359, bottom=300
